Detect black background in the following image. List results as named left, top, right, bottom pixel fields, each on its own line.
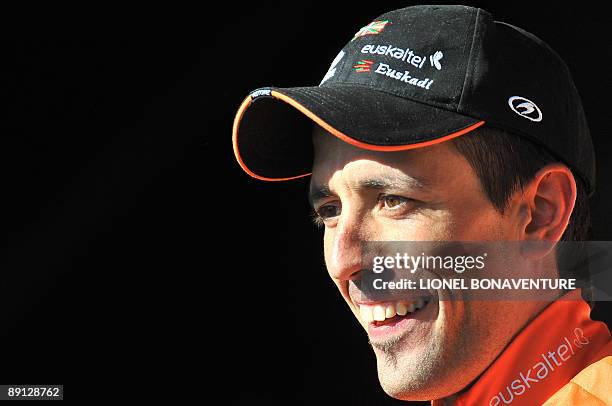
left=2, top=1, right=610, bottom=404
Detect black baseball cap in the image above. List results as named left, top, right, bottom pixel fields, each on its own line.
left=232, top=5, right=596, bottom=195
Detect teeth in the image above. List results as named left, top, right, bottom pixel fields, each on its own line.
left=396, top=302, right=408, bottom=316
left=373, top=305, right=386, bottom=321
left=359, top=299, right=431, bottom=323
left=385, top=304, right=396, bottom=319
left=360, top=305, right=374, bottom=323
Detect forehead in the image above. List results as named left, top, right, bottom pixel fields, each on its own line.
left=311, top=126, right=468, bottom=188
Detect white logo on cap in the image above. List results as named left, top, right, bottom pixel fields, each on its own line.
left=320, top=50, right=345, bottom=85
left=250, top=89, right=271, bottom=99
left=508, top=96, right=543, bottom=122
left=430, top=51, right=443, bottom=70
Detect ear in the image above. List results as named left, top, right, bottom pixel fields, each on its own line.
left=520, top=163, right=577, bottom=242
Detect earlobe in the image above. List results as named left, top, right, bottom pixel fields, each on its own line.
left=522, top=164, right=577, bottom=243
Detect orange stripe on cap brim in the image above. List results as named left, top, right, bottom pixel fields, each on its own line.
left=232, top=90, right=486, bottom=181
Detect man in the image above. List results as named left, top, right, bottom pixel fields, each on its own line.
left=231, top=5, right=611, bottom=405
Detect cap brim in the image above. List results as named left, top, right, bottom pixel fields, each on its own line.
left=233, top=85, right=485, bottom=181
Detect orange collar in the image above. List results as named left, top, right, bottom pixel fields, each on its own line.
left=432, top=289, right=612, bottom=406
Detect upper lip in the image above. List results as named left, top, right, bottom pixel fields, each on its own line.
left=353, top=298, right=396, bottom=306
left=352, top=297, right=429, bottom=307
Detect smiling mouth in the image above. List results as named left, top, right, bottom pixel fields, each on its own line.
left=358, top=297, right=432, bottom=326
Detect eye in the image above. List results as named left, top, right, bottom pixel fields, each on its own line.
left=381, top=194, right=409, bottom=209
left=317, top=202, right=341, bottom=219
left=312, top=200, right=342, bottom=229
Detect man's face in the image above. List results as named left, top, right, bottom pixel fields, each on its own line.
left=310, top=127, right=550, bottom=400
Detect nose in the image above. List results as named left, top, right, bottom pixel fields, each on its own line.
left=327, top=212, right=363, bottom=281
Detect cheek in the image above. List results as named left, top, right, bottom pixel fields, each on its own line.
left=429, top=193, right=509, bottom=240
left=451, top=208, right=507, bottom=240
left=322, top=228, right=337, bottom=272
left=373, top=211, right=459, bottom=241
left=322, top=229, right=332, bottom=257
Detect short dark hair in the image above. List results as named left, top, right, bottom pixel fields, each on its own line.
left=451, top=125, right=592, bottom=301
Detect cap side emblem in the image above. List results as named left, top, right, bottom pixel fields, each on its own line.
left=508, top=96, right=543, bottom=122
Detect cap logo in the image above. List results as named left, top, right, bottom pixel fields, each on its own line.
left=320, top=50, right=345, bottom=85
left=374, top=63, right=434, bottom=89
left=430, top=51, right=444, bottom=70
left=508, top=96, right=543, bottom=122
left=360, top=44, right=444, bottom=71
left=250, top=88, right=272, bottom=99
left=352, top=20, right=389, bottom=40
left=354, top=59, right=374, bottom=72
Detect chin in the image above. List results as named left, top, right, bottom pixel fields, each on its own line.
left=377, top=373, right=441, bottom=402
left=373, top=349, right=439, bottom=401
left=372, top=337, right=471, bottom=402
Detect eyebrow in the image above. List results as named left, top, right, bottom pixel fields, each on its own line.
left=308, top=176, right=429, bottom=207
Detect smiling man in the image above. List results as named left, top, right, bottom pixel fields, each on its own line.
left=232, top=5, right=611, bottom=405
